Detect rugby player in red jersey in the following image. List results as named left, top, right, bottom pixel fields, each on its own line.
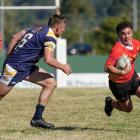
left=0, top=14, right=72, bottom=128
left=104, top=21, right=140, bottom=116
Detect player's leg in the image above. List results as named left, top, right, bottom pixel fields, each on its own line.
left=112, top=99, right=133, bottom=113
left=25, top=67, right=56, bottom=128
left=130, top=73, right=140, bottom=104
left=105, top=96, right=133, bottom=116
left=104, top=79, right=133, bottom=116
left=25, top=67, right=57, bottom=106
left=0, top=64, right=16, bottom=99
left=135, top=86, right=140, bottom=98
left=0, top=82, right=13, bottom=99
left=131, top=71, right=140, bottom=99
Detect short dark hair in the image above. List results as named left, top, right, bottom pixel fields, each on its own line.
left=48, top=14, right=66, bottom=27
left=116, top=21, right=133, bottom=34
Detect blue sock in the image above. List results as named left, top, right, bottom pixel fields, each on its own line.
left=33, top=104, right=45, bottom=120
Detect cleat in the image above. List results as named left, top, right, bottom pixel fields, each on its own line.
left=104, top=96, right=113, bottom=116
left=30, top=118, right=55, bottom=129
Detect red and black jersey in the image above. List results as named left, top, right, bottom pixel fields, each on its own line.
left=105, top=39, right=140, bottom=83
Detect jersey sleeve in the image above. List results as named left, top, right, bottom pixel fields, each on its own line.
left=137, top=40, right=140, bottom=52
left=105, top=45, right=121, bottom=66
left=44, top=30, right=57, bottom=52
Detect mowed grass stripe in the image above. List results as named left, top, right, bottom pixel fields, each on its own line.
left=0, top=88, right=140, bottom=140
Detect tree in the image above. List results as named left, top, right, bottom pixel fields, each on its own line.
left=4, top=0, right=55, bottom=44
left=3, top=0, right=140, bottom=55
left=107, top=0, right=132, bottom=17
left=61, top=0, right=96, bottom=47
left=93, top=17, right=123, bottom=54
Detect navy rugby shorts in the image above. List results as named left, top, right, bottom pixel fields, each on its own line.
left=0, top=64, right=38, bottom=86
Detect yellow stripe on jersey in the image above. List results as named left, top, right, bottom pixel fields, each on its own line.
left=44, top=41, right=56, bottom=51
left=4, top=64, right=17, bottom=77
left=47, top=29, right=57, bottom=40
left=44, top=47, right=54, bottom=52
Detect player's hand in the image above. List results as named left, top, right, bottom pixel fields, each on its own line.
left=121, top=64, right=131, bottom=75
left=62, top=64, right=72, bottom=75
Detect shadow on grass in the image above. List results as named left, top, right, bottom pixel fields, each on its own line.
left=0, top=126, right=137, bottom=133
left=53, top=126, right=96, bottom=131
left=51, top=126, right=120, bottom=132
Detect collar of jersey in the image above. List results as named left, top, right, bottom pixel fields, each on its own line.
left=48, top=28, right=57, bottom=39
left=118, top=39, right=133, bottom=50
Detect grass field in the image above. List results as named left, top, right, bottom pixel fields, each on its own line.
left=0, top=88, right=140, bottom=140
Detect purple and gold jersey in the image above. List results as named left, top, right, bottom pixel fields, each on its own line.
left=6, top=25, right=57, bottom=71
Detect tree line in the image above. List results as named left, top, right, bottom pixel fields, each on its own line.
left=2, top=0, right=140, bottom=55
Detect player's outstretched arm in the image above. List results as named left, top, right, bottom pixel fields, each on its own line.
left=7, top=30, right=26, bottom=55
left=44, top=48, right=72, bottom=75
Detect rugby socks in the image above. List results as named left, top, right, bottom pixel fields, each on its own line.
left=33, top=104, right=45, bottom=120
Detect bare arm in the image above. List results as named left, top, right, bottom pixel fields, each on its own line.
left=104, top=64, right=131, bottom=75
left=7, top=30, right=26, bottom=55
left=44, top=48, right=72, bottom=75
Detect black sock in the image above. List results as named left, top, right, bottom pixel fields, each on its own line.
left=33, top=104, right=45, bottom=120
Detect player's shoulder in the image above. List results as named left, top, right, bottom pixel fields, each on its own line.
left=46, top=28, right=57, bottom=40
left=114, top=40, right=121, bottom=46
left=132, top=38, right=140, bottom=51
left=109, top=40, right=123, bottom=55
left=112, top=40, right=122, bottom=50
left=132, top=38, right=140, bottom=44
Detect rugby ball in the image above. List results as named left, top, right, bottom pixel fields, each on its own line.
left=116, top=55, right=131, bottom=70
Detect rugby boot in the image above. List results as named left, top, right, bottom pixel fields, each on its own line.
left=30, top=118, right=55, bottom=129
left=104, top=96, right=113, bottom=116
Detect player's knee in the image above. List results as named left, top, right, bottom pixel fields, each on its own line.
left=0, top=93, right=7, bottom=99
left=44, top=79, right=57, bottom=89
left=125, top=106, right=133, bottom=113
left=0, top=84, right=12, bottom=99
left=50, top=79, right=57, bottom=89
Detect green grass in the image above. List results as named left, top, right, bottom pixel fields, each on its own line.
left=0, top=88, right=140, bottom=140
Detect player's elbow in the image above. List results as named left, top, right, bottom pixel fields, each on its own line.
left=44, top=57, right=52, bottom=65
left=12, top=30, right=25, bottom=41
left=12, top=34, right=20, bottom=42
left=104, top=65, right=109, bottom=73
left=44, top=58, right=49, bottom=64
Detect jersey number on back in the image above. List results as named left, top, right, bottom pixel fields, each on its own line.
left=17, top=33, right=33, bottom=48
